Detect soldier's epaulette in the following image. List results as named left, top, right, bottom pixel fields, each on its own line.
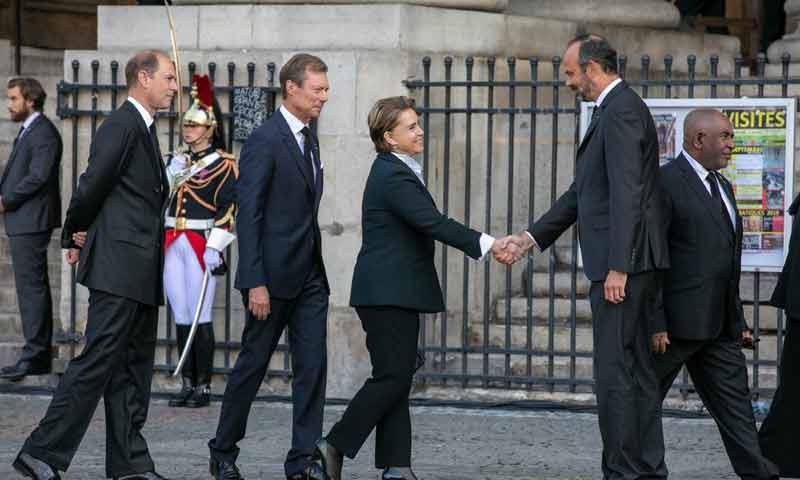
left=216, top=149, right=236, bottom=161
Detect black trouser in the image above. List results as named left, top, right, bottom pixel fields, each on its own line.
left=589, top=271, right=666, bottom=480
left=20, top=289, right=157, bottom=478
left=8, top=231, right=53, bottom=367
left=656, top=334, right=778, bottom=480
left=209, top=264, right=328, bottom=478
left=327, top=306, right=420, bottom=469
left=759, top=317, right=800, bottom=478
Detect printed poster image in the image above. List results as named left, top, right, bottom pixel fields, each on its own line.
left=721, top=107, right=787, bottom=264
left=580, top=98, right=794, bottom=270
left=654, top=114, right=677, bottom=165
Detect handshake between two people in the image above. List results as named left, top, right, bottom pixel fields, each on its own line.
left=490, top=233, right=535, bottom=265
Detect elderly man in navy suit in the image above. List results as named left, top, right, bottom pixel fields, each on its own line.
left=208, top=53, right=331, bottom=480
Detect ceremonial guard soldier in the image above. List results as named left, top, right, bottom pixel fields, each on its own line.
left=164, top=74, right=237, bottom=408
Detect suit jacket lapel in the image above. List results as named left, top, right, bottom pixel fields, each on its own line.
left=276, top=113, right=314, bottom=196
left=718, top=173, right=741, bottom=240
left=577, top=81, right=627, bottom=155
left=384, top=153, right=436, bottom=206
left=578, top=106, right=601, bottom=155
left=123, top=101, right=168, bottom=199
left=676, top=154, right=732, bottom=243
left=2, top=115, right=44, bottom=185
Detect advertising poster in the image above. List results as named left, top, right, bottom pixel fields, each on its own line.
left=581, top=98, right=795, bottom=271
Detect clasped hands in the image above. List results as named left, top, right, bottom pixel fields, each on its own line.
left=491, top=233, right=535, bottom=265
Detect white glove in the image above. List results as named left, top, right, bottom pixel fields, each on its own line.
left=203, top=247, right=222, bottom=271
left=167, top=153, right=189, bottom=175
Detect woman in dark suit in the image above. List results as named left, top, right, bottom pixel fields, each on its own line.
left=759, top=193, right=800, bottom=477
left=314, top=96, right=515, bottom=480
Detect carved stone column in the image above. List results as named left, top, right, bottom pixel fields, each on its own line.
left=767, top=0, right=800, bottom=63
left=506, top=0, right=681, bottom=29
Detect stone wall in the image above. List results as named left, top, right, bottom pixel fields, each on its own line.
left=51, top=3, right=753, bottom=400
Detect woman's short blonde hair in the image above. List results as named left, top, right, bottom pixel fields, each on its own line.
left=367, top=96, right=416, bottom=153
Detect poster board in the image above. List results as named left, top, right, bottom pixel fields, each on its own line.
left=579, top=98, right=796, bottom=272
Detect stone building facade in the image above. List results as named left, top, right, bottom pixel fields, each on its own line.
left=2, top=0, right=798, bottom=402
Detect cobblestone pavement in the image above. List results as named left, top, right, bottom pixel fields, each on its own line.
left=0, top=394, right=744, bottom=479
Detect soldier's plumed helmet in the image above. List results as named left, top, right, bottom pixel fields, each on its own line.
left=183, top=74, right=216, bottom=128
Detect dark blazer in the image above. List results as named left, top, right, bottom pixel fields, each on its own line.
left=656, top=153, right=746, bottom=340
left=349, top=152, right=482, bottom=313
left=61, top=100, right=168, bottom=306
left=0, top=114, right=62, bottom=235
left=529, top=81, right=668, bottom=281
left=235, top=110, right=328, bottom=299
left=771, top=194, right=800, bottom=319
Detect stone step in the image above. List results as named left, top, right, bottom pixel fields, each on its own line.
left=428, top=351, right=595, bottom=389
left=494, top=296, right=593, bottom=326
left=469, top=322, right=593, bottom=353
left=426, top=350, right=779, bottom=392
left=523, top=270, right=591, bottom=297
left=0, top=313, right=23, bottom=337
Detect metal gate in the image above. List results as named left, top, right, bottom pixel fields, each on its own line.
left=56, top=52, right=799, bottom=400
left=56, top=60, right=294, bottom=382
left=404, top=53, right=799, bottom=399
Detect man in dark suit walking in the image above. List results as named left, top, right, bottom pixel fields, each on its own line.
left=0, top=78, right=61, bottom=382
left=13, top=50, right=176, bottom=480
left=653, top=109, right=778, bottom=480
left=208, top=53, right=330, bottom=480
left=511, top=35, right=669, bottom=479
left=759, top=192, right=800, bottom=476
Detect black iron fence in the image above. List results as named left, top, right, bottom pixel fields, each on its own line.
left=56, top=52, right=799, bottom=400
left=56, top=60, right=294, bottom=381
left=404, top=52, right=799, bottom=398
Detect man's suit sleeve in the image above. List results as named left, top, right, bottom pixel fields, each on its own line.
left=649, top=179, right=672, bottom=335
left=383, top=169, right=482, bottom=259
left=527, top=181, right=578, bottom=251
left=61, top=120, right=129, bottom=248
left=2, top=129, right=60, bottom=212
left=605, top=109, right=646, bottom=272
left=235, top=131, right=274, bottom=288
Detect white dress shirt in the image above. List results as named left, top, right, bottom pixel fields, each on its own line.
left=595, top=77, right=622, bottom=107
left=127, top=96, right=154, bottom=128
left=21, top=110, right=40, bottom=132
left=280, top=104, right=320, bottom=179
left=390, top=151, right=495, bottom=259
left=682, top=150, right=737, bottom=229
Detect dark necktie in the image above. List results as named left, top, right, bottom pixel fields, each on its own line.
left=148, top=123, right=164, bottom=189
left=301, top=126, right=322, bottom=193
left=707, top=172, right=734, bottom=235
left=12, top=125, right=24, bottom=149
left=591, top=106, right=600, bottom=122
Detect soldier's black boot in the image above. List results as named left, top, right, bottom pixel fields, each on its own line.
left=186, top=323, right=214, bottom=408
left=169, top=325, right=195, bottom=407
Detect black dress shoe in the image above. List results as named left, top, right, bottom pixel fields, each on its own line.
left=168, top=377, right=194, bottom=407
left=209, top=458, right=244, bottom=480
left=382, top=467, right=419, bottom=480
left=314, top=438, right=342, bottom=480
left=113, top=472, right=169, bottom=480
left=287, top=463, right=326, bottom=480
left=12, top=452, right=60, bottom=480
left=185, top=385, right=210, bottom=408
left=0, top=362, right=50, bottom=382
